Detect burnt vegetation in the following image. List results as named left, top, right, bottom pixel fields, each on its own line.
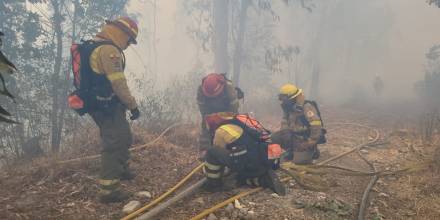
left=1, top=0, right=440, bottom=219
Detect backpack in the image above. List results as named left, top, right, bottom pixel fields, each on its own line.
left=230, top=114, right=271, bottom=142
left=301, top=100, right=327, bottom=144
left=205, top=112, right=271, bottom=142
left=67, top=40, right=123, bottom=115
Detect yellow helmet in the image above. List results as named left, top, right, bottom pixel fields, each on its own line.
left=279, top=84, right=302, bottom=100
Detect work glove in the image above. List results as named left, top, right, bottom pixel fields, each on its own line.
left=235, top=87, right=244, bottom=99
left=129, top=108, right=140, bottom=120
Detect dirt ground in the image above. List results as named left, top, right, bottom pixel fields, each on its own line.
left=0, top=105, right=439, bottom=220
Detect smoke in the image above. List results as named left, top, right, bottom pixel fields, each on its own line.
left=125, top=0, right=440, bottom=105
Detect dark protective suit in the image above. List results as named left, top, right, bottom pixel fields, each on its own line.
left=204, top=124, right=275, bottom=188
left=86, top=39, right=137, bottom=198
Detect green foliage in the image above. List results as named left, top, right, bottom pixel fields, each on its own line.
left=183, top=0, right=213, bottom=52
left=305, top=198, right=352, bottom=219
left=136, top=71, right=203, bottom=132
left=428, top=0, right=440, bottom=7
left=73, top=0, right=130, bottom=41
left=0, top=0, right=129, bottom=158
left=265, top=45, right=300, bottom=74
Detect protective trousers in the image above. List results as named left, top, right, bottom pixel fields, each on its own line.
left=271, top=129, right=317, bottom=165
left=204, top=147, right=268, bottom=188
left=89, top=103, right=132, bottom=195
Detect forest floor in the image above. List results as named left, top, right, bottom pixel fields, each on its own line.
left=0, top=104, right=439, bottom=220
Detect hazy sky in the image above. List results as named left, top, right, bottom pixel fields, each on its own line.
left=125, top=0, right=440, bottom=100
left=384, top=0, right=440, bottom=97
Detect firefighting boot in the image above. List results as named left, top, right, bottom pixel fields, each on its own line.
left=99, top=189, right=131, bottom=203
left=120, top=162, right=136, bottom=181
left=260, top=170, right=286, bottom=196
left=312, top=147, right=320, bottom=160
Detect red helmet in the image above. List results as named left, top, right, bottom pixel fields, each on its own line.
left=202, top=73, right=226, bottom=97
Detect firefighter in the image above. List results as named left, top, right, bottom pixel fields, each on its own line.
left=197, top=73, right=243, bottom=151
left=86, top=17, right=140, bottom=203
left=373, top=74, right=384, bottom=96
left=271, top=84, right=325, bottom=165
left=202, top=112, right=286, bottom=195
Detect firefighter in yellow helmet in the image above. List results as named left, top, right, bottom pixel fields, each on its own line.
left=271, top=84, right=326, bottom=164
left=202, top=112, right=285, bottom=195
left=86, top=17, right=140, bottom=203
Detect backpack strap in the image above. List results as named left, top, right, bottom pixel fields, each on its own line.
left=230, top=115, right=271, bottom=142
left=303, top=100, right=327, bottom=144
left=304, top=100, right=324, bottom=126
left=81, top=40, right=126, bottom=69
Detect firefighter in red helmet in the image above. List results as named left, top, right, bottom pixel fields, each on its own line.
left=196, top=73, right=243, bottom=151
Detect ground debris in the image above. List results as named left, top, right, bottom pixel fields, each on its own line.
left=234, top=199, right=243, bottom=209
left=225, top=203, right=234, bottom=214
left=2, top=110, right=440, bottom=219
left=136, top=191, right=152, bottom=199
left=122, top=200, right=141, bottom=214
left=207, top=213, right=218, bottom=220
left=305, top=198, right=352, bottom=217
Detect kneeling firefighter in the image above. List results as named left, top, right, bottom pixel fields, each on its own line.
left=203, top=112, right=286, bottom=195
left=271, top=84, right=326, bottom=165
left=68, top=17, right=140, bottom=203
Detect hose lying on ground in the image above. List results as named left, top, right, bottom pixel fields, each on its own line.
left=357, top=149, right=378, bottom=220
left=121, top=163, right=204, bottom=220
left=125, top=122, right=428, bottom=219
left=190, top=177, right=291, bottom=220
left=136, top=178, right=207, bottom=220
left=190, top=123, right=380, bottom=219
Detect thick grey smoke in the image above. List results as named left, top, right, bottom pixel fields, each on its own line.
left=126, top=0, right=440, bottom=104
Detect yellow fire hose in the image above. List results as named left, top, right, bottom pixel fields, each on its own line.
left=190, top=188, right=262, bottom=220
left=121, top=163, right=204, bottom=220
left=125, top=121, right=428, bottom=220
left=189, top=124, right=381, bottom=219
left=190, top=177, right=291, bottom=220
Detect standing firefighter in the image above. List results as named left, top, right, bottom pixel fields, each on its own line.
left=272, top=84, right=326, bottom=165
left=373, top=74, right=384, bottom=96
left=197, top=73, right=243, bottom=151
left=202, top=112, right=286, bottom=195
left=68, top=17, right=140, bottom=203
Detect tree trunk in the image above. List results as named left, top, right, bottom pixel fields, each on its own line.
left=307, top=2, right=333, bottom=100
left=213, top=0, right=229, bottom=74
left=50, top=0, right=64, bottom=152
left=310, top=63, right=320, bottom=100
left=231, top=0, right=250, bottom=86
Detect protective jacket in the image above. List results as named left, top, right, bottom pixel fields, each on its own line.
left=87, top=39, right=137, bottom=110
left=197, top=80, right=239, bottom=115
left=209, top=123, right=276, bottom=178
left=197, top=79, right=240, bottom=151
left=281, top=101, right=323, bottom=145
